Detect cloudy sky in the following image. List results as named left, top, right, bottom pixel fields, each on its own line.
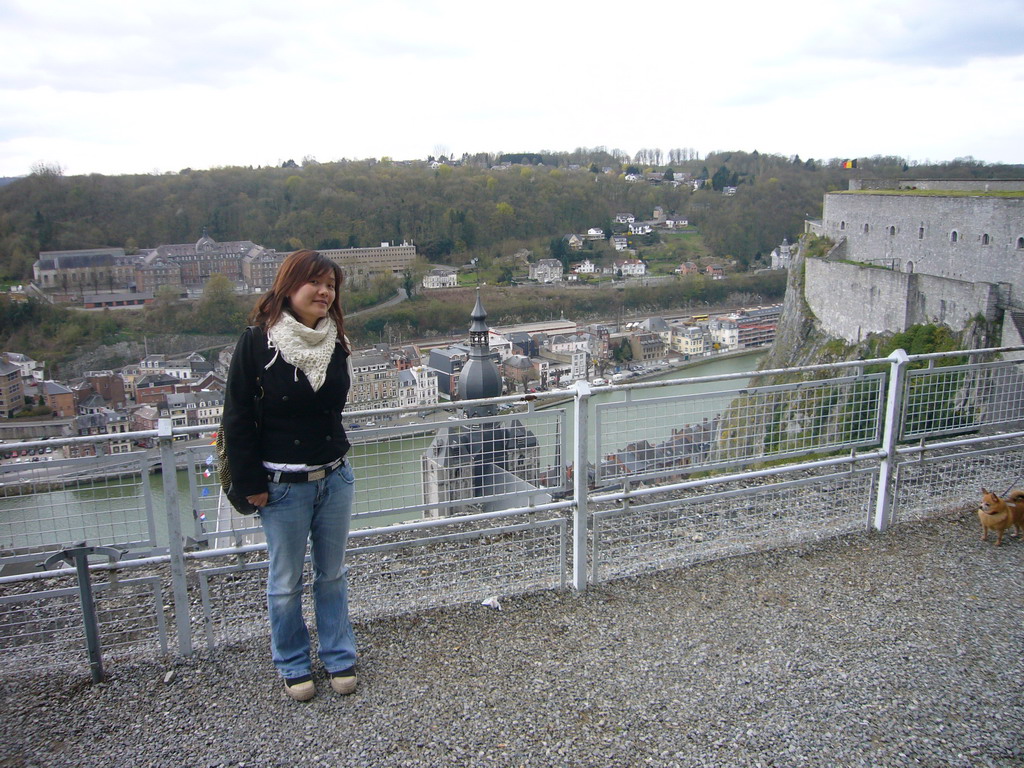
left=1, top=0, right=1022, bottom=177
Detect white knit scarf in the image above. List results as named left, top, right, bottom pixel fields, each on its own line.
left=266, top=313, right=337, bottom=392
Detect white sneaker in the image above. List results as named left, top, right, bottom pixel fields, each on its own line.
left=329, top=668, right=358, bottom=695
left=284, top=676, right=315, bottom=701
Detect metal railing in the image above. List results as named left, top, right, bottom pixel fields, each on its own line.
left=2, top=346, right=1022, bottom=677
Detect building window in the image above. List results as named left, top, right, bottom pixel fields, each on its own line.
left=863, top=224, right=870, bottom=234
left=919, top=226, right=925, bottom=239
left=888, top=226, right=896, bottom=236
left=1018, top=237, right=1024, bottom=249
left=840, top=221, right=846, bottom=230
left=950, top=231, right=959, bottom=243
left=981, top=234, right=991, bottom=245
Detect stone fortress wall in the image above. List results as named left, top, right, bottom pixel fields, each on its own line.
left=803, top=181, right=1024, bottom=345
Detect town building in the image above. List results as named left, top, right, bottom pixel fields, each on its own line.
left=397, top=366, right=439, bottom=409
left=427, top=345, right=470, bottom=399
left=319, top=242, right=417, bottom=287
left=529, top=259, right=564, bottom=283
left=32, top=248, right=137, bottom=296
left=615, top=259, right=647, bottom=277
left=629, top=331, right=665, bottom=362
left=143, top=230, right=272, bottom=290
left=241, top=250, right=285, bottom=292
left=164, top=391, right=224, bottom=428
left=348, top=350, right=400, bottom=411
left=63, top=411, right=132, bottom=457
left=0, top=359, right=24, bottom=418
left=671, top=325, right=712, bottom=357
left=707, top=317, right=740, bottom=350
left=422, top=267, right=459, bottom=289
left=39, top=381, right=74, bottom=418
left=2, top=352, right=44, bottom=384
left=770, top=238, right=793, bottom=270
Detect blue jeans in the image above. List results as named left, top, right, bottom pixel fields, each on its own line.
left=259, top=461, right=356, bottom=679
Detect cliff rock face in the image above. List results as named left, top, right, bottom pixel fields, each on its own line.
left=709, top=239, right=1000, bottom=466
left=61, top=334, right=238, bottom=378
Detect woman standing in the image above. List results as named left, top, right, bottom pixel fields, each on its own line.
left=223, top=249, right=357, bottom=701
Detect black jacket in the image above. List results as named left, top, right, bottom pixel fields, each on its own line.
left=222, top=325, right=351, bottom=498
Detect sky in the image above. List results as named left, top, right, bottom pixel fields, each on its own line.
left=1, top=0, right=1023, bottom=177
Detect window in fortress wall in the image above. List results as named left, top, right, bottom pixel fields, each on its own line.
left=951, top=231, right=959, bottom=243
left=889, top=226, right=896, bottom=236
left=1017, top=237, right=1024, bottom=249
left=919, top=226, right=925, bottom=239
left=982, top=234, right=991, bottom=245
left=863, top=224, right=870, bottom=234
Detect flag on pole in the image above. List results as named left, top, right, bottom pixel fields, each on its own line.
left=842, top=159, right=858, bottom=169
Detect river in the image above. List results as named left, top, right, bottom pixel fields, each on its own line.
left=0, top=351, right=764, bottom=552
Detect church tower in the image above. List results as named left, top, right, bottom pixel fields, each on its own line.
left=458, top=289, right=503, bottom=418
left=421, top=291, right=546, bottom=518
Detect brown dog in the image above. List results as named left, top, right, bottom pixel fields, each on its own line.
left=1007, top=489, right=1024, bottom=537
left=977, top=488, right=1024, bottom=545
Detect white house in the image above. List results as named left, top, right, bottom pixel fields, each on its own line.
left=422, top=267, right=458, bottom=289
left=628, top=223, right=652, bottom=235
left=615, top=259, right=647, bottom=277
left=398, top=366, right=439, bottom=408
left=770, top=238, right=793, bottom=270
left=665, top=218, right=689, bottom=229
left=586, top=228, right=605, bottom=240
left=548, top=333, right=591, bottom=355
left=611, top=236, right=629, bottom=251
left=573, top=259, right=598, bottom=274
left=614, top=213, right=635, bottom=224
left=707, top=317, right=739, bottom=350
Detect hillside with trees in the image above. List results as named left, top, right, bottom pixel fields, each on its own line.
left=1, top=150, right=1019, bottom=370
left=4, top=150, right=1019, bottom=284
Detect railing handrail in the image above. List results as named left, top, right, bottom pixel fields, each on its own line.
left=4, top=344, right=1024, bottom=670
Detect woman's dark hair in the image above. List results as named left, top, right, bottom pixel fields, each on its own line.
left=250, top=250, right=347, bottom=348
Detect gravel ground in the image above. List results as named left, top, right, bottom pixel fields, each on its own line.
left=2, top=509, right=1023, bottom=768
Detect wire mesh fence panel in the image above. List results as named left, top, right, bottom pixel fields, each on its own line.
left=347, top=409, right=568, bottom=526
left=892, top=444, right=1024, bottom=525
left=198, top=558, right=272, bottom=651
left=595, top=374, right=885, bottom=485
left=348, top=517, right=568, bottom=620
left=902, top=360, right=1024, bottom=440
left=0, top=575, right=167, bottom=677
left=0, top=446, right=156, bottom=566
left=186, top=445, right=264, bottom=548
left=198, top=515, right=568, bottom=649
left=591, top=469, right=877, bottom=583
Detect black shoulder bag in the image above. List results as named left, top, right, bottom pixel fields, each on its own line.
left=217, top=327, right=264, bottom=516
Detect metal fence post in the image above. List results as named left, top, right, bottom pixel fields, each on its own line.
left=572, top=381, right=592, bottom=590
left=158, top=418, right=193, bottom=655
left=874, top=349, right=909, bottom=531
left=41, top=544, right=126, bottom=683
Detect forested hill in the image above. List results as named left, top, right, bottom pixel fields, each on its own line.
left=2, top=150, right=1020, bottom=281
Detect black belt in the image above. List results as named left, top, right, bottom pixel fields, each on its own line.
left=267, top=457, right=346, bottom=484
